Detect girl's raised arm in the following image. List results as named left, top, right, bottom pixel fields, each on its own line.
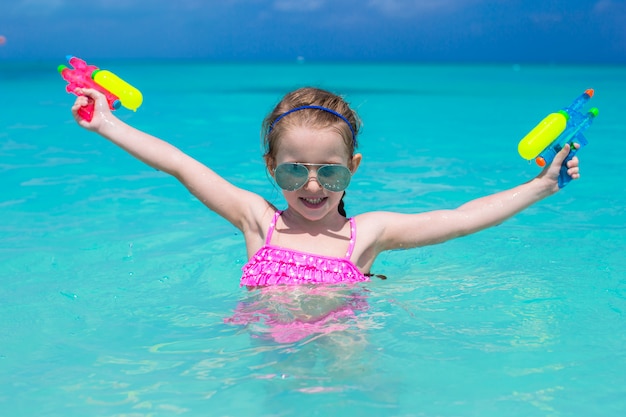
left=365, top=144, right=580, bottom=252
left=72, top=88, right=271, bottom=232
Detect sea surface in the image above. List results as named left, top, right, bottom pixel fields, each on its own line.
left=1, top=61, right=625, bottom=416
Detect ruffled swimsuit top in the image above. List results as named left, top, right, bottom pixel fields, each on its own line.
left=241, top=210, right=369, bottom=286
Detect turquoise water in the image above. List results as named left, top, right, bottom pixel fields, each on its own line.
left=1, top=61, right=625, bottom=416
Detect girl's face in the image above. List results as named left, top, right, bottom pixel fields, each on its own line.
left=269, top=125, right=361, bottom=222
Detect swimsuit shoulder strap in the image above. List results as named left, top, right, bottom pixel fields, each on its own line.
left=265, top=210, right=282, bottom=245
left=345, top=217, right=357, bottom=258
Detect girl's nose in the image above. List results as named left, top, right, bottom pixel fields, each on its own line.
left=303, top=170, right=323, bottom=191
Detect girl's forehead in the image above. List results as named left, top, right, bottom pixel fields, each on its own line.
left=275, top=125, right=350, bottom=162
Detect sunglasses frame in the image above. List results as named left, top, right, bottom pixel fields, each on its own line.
left=273, top=163, right=352, bottom=192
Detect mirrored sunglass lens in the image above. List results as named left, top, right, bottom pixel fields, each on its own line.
left=275, top=164, right=308, bottom=190
left=318, top=165, right=351, bottom=191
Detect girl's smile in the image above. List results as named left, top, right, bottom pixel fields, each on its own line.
left=300, top=196, right=328, bottom=208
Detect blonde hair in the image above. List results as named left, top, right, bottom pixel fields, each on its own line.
left=262, top=87, right=361, bottom=163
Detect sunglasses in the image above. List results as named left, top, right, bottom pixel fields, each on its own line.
left=274, top=163, right=352, bottom=192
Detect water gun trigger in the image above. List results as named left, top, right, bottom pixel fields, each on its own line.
left=558, top=147, right=580, bottom=188
left=77, top=96, right=95, bottom=122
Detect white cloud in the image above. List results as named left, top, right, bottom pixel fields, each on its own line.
left=272, top=0, right=326, bottom=12
left=3, top=0, right=240, bottom=16
left=592, top=0, right=626, bottom=14
left=7, top=0, right=65, bottom=16
left=593, top=0, right=615, bottom=12
left=367, top=0, right=479, bottom=17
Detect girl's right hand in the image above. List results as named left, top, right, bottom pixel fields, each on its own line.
left=71, top=88, right=114, bottom=132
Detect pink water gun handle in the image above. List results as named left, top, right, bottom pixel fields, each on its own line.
left=58, top=56, right=121, bottom=121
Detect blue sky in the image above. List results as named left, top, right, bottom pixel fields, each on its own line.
left=0, top=0, right=625, bottom=63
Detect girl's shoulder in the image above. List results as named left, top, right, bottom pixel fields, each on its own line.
left=352, top=211, right=392, bottom=242
left=352, top=210, right=397, bottom=226
left=352, top=210, right=435, bottom=252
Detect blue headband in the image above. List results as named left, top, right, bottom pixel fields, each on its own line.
left=269, top=105, right=356, bottom=143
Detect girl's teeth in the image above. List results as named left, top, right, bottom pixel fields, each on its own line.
left=304, top=198, right=323, bottom=204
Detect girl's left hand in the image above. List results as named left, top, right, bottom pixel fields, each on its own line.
left=71, top=88, right=115, bottom=133
left=538, top=143, right=580, bottom=191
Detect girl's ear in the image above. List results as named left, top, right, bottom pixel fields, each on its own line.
left=264, top=155, right=276, bottom=177
left=349, top=153, right=362, bottom=174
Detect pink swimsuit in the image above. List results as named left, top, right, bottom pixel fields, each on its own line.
left=241, top=211, right=369, bottom=286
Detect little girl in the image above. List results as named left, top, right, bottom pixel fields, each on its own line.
left=71, top=87, right=580, bottom=287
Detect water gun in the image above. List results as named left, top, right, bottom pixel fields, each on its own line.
left=517, top=89, right=599, bottom=188
left=58, top=55, right=143, bottom=121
